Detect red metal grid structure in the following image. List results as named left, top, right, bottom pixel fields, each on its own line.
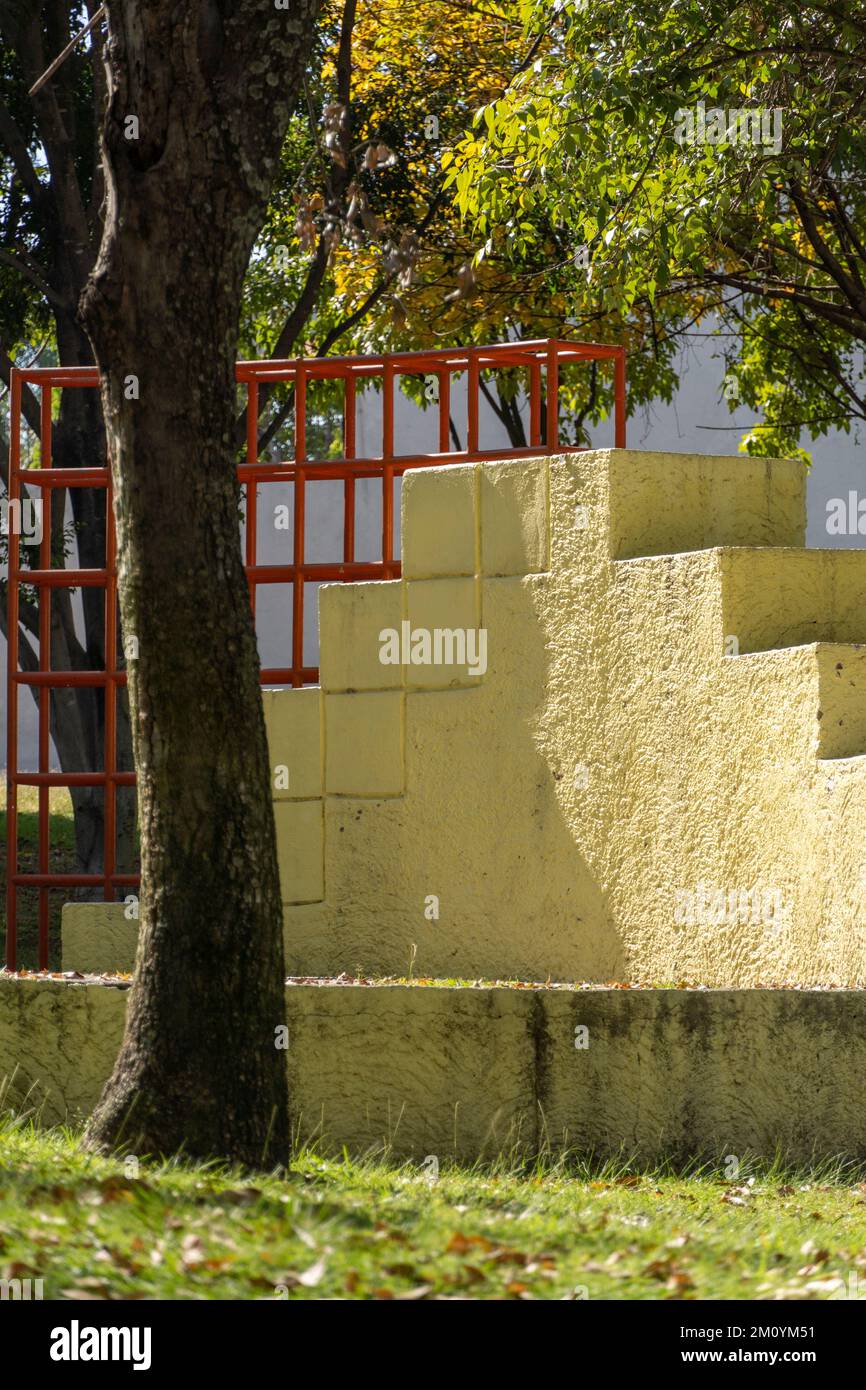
left=4, top=338, right=626, bottom=968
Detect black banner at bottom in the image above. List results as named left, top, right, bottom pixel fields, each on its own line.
left=0, top=1294, right=859, bottom=1374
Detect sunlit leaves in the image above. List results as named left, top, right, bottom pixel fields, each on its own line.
left=448, top=0, right=866, bottom=458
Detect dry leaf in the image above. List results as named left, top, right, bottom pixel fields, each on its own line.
left=297, top=1256, right=327, bottom=1288
left=446, top=1232, right=494, bottom=1255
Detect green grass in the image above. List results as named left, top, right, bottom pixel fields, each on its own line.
left=1, top=774, right=76, bottom=970
left=2, top=1108, right=866, bottom=1300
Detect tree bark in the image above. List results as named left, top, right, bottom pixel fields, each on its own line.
left=80, top=0, right=321, bottom=1166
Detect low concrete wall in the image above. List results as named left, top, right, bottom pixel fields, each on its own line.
left=2, top=978, right=864, bottom=1164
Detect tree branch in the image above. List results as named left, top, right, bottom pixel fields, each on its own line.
left=788, top=179, right=866, bottom=322
left=0, top=245, right=70, bottom=308
left=0, top=96, right=46, bottom=208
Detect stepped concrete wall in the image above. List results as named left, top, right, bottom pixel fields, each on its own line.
left=271, top=449, right=866, bottom=986
left=63, top=449, right=866, bottom=985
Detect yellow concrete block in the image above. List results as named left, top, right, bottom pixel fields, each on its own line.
left=274, top=800, right=324, bottom=903
left=263, top=686, right=321, bottom=799
left=720, top=548, right=866, bottom=654
left=480, top=458, right=548, bottom=575
left=401, top=464, right=478, bottom=578
left=61, top=903, right=139, bottom=974
left=405, top=577, right=483, bottom=688
left=325, top=692, right=404, bottom=795
left=816, top=644, right=866, bottom=760
left=605, top=450, right=806, bottom=560
left=318, top=581, right=404, bottom=692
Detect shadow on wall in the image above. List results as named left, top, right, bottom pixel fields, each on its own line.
left=380, top=577, right=624, bottom=982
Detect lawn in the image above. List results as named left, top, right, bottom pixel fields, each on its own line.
left=1, top=1111, right=865, bottom=1300
left=0, top=775, right=76, bottom=971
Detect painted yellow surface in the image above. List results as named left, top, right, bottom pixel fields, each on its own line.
left=61, top=903, right=139, bottom=976
left=61, top=448, right=866, bottom=986
left=275, top=449, right=866, bottom=986
left=6, top=977, right=866, bottom=1162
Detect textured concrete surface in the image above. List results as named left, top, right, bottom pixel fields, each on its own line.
left=277, top=449, right=866, bottom=985
left=4, top=978, right=866, bottom=1163
left=0, top=977, right=128, bottom=1119
left=61, top=448, right=866, bottom=984
left=61, top=904, right=138, bottom=975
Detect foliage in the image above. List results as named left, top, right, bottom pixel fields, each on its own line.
left=243, top=0, right=658, bottom=449
left=447, top=0, right=866, bottom=460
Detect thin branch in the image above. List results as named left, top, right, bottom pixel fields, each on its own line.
left=28, top=4, right=105, bottom=97
left=701, top=269, right=866, bottom=343
left=789, top=179, right=866, bottom=321
left=0, top=97, right=46, bottom=208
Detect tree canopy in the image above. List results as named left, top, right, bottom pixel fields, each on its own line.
left=244, top=0, right=641, bottom=448
left=447, top=0, right=866, bottom=461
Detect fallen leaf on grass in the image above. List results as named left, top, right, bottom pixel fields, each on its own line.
left=446, top=1232, right=494, bottom=1255
left=181, top=1234, right=204, bottom=1268
left=298, top=1256, right=327, bottom=1287
left=643, top=1256, right=692, bottom=1284
left=797, top=1244, right=830, bottom=1276
left=373, top=1222, right=408, bottom=1244
left=59, top=1278, right=114, bottom=1299
left=217, top=1188, right=263, bottom=1207
left=491, top=1247, right=531, bottom=1267
left=92, top=1247, right=143, bottom=1278
left=665, top=1271, right=695, bottom=1294
left=442, top=1264, right=487, bottom=1289
left=34, top=1184, right=75, bottom=1203
left=247, top=1275, right=282, bottom=1293
left=276, top=1256, right=328, bottom=1290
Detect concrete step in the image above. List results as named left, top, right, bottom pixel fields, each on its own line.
left=727, top=642, right=866, bottom=760
left=719, top=548, right=866, bottom=654
left=603, top=450, right=806, bottom=560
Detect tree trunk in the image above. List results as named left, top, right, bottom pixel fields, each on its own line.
left=80, top=0, right=321, bottom=1166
